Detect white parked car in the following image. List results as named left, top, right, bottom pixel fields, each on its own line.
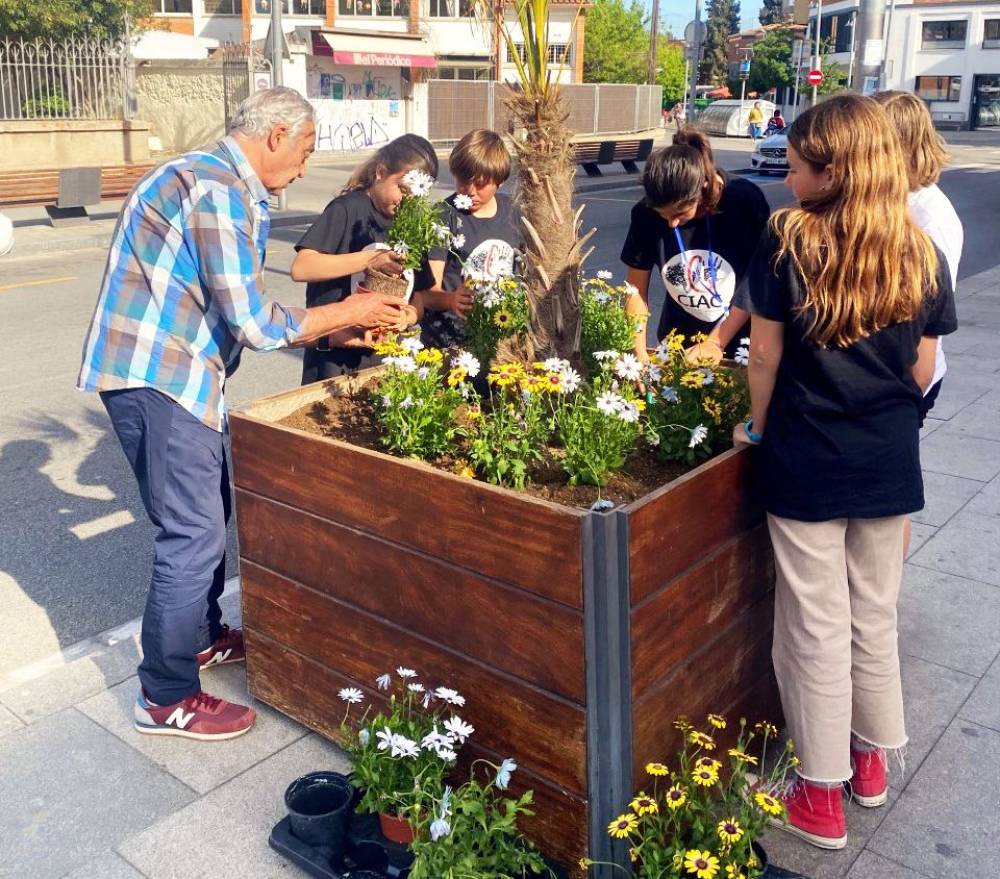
left=750, top=131, right=788, bottom=175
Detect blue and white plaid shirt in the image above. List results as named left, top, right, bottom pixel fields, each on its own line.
left=78, top=137, right=304, bottom=431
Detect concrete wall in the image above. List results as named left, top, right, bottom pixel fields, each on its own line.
left=0, top=120, right=150, bottom=171
left=135, top=61, right=226, bottom=153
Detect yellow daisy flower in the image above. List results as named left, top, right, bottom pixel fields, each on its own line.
left=664, top=785, right=687, bottom=810
left=629, top=794, right=658, bottom=816
left=716, top=818, right=744, bottom=845
left=578, top=857, right=593, bottom=870
left=673, top=716, right=693, bottom=732
left=608, top=813, right=638, bottom=839
left=681, top=370, right=705, bottom=389
left=688, top=730, right=716, bottom=750
left=542, top=372, right=563, bottom=393
left=754, top=791, right=783, bottom=816
left=695, top=757, right=722, bottom=771
left=754, top=721, right=778, bottom=737
left=684, top=849, right=720, bottom=879
left=629, top=848, right=639, bottom=863
left=716, top=371, right=735, bottom=389
left=447, top=368, right=467, bottom=387
left=748, top=854, right=760, bottom=870
left=454, top=461, right=475, bottom=479
left=703, top=397, right=722, bottom=424
left=727, top=748, right=759, bottom=766
left=415, top=347, right=443, bottom=365
left=373, top=339, right=406, bottom=357
left=645, top=762, right=669, bottom=777
left=493, top=309, right=513, bottom=328
left=692, top=765, right=719, bottom=787
left=725, top=865, right=746, bottom=879
left=707, top=714, right=727, bottom=730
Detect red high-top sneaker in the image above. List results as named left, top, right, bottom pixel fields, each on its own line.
left=769, top=778, right=847, bottom=850
left=195, top=625, right=245, bottom=669
left=848, top=747, right=888, bottom=807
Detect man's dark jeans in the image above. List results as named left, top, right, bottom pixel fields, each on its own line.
left=101, top=387, right=230, bottom=705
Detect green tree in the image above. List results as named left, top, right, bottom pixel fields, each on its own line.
left=0, top=0, right=152, bottom=41
left=583, top=0, right=649, bottom=84
left=741, top=27, right=848, bottom=97
left=759, top=0, right=786, bottom=26
left=656, top=42, right=687, bottom=104
left=700, top=0, right=741, bottom=84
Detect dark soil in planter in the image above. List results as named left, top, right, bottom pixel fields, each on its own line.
left=279, top=383, right=690, bottom=511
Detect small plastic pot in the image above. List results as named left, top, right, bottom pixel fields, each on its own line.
left=284, top=771, right=354, bottom=866
left=378, top=811, right=416, bottom=845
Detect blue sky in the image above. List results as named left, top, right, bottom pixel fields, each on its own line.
left=646, top=0, right=763, bottom=37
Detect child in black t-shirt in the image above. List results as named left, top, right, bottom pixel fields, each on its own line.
left=620, top=129, right=769, bottom=364
left=734, top=95, right=956, bottom=850
left=291, top=134, right=436, bottom=384
left=415, top=129, right=522, bottom=349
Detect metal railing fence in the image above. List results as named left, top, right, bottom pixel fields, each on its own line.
left=0, top=37, right=134, bottom=121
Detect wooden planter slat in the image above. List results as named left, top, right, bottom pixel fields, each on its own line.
left=230, top=374, right=780, bottom=877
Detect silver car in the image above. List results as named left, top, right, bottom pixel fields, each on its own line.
left=750, top=131, right=788, bottom=175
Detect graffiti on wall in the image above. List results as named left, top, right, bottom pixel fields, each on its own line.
left=311, top=97, right=405, bottom=153
left=318, top=70, right=398, bottom=101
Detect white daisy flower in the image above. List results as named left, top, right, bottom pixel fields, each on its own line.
left=384, top=355, right=417, bottom=374
left=596, top=270, right=613, bottom=280
left=481, top=288, right=502, bottom=308
left=443, top=715, right=475, bottom=743
left=435, top=745, right=458, bottom=762
left=596, top=391, right=624, bottom=416
left=434, top=686, right=466, bottom=706
left=543, top=357, right=568, bottom=372
left=416, top=367, right=430, bottom=380
left=660, top=385, right=679, bottom=403
left=624, top=282, right=640, bottom=297
left=400, top=395, right=415, bottom=409
left=376, top=673, right=391, bottom=691
left=618, top=401, right=641, bottom=423
left=396, top=667, right=417, bottom=678
left=451, top=233, right=466, bottom=249
left=495, top=758, right=517, bottom=790
left=433, top=223, right=450, bottom=239
left=734, top=346, right=750, bottom=367
left=453, top=193, right=474, bottom=211
left=689, top=424, right=709, bottom=448
left=646, top=432, right=661, bottom=446
left=358, top=728, right=370, bottom=746
left=400, top=336, right=424, bottom=354
left=740, top=337, right=751, bottom=346
left=593, top=291, right=610, bottom=305
left=430, top=817, right=452, bottom=840
left=338, top=687, right=364, bottom=704
left=403, top=169, right=434, bottom=196
left=391, top=735, right=420, bottom=758
left=559, top=367, right=582, bottom=394
left=407, top=682, right=425, bottom=693
left=381, top=395, right=392, bottom=407
left=593, top=350, right=619, bottom=362
left=376, top=726, right=394, bottom=750
left=615, top=353, right=643, bottom=382
left=645, top=363, right=663, bottom=383
left=700, top=368, right=715, bottom=386
left=453, top=351, right=481, bottom=377
left=422, top=692, right=432, bottom=708
left=393, top=241, right=409, bottom=258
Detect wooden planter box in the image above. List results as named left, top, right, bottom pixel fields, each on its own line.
left=230, top=375, right=780, bottom=877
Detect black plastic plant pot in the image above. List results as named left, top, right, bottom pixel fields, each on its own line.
left=284, top=771, right=355, bottom=867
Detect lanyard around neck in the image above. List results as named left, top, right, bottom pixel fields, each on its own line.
left=672, top=216, right=723, bottom=307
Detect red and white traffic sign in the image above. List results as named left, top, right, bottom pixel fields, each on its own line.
left=807, top=69, right=824, bottom=87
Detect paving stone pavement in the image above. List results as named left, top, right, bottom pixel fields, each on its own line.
left=0, top=266, right=998, bottom=879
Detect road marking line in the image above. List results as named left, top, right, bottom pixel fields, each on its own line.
left=0, top=275, right=77, bottom=292
left=70, top=510, right=136, bottom=540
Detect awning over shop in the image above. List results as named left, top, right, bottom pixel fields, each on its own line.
left=311, top=30, right=436, bottom=68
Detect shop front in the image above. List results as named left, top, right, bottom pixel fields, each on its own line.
left=972, top=73, right=1000, bottom=129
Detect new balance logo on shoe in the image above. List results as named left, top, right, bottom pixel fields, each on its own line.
left=202, top=648, right=232, bottom=668
left=165, top=707, right=196, bottom=729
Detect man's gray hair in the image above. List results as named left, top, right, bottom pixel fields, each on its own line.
left=229, top=86, right=314, bottom=138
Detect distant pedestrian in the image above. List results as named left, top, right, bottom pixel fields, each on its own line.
left=734, top=94, right=956, bottom=849
left=78, top=87, right=406, bottom=741
left=748, top=101, right=764, bottom=141
left=765, top=108, right=785, bottom=135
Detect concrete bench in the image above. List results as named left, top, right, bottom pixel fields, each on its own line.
left=0, top=163, right=156, bottom=224
left=572, top=138, right=654, bottom=177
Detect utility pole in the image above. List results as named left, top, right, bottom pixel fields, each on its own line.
left=851, top=0, right=885, bottom=95
left=270, top=0, right=283, bottom=86
left=811, top=0, right=823, bottom=106
left=880, top=0, right=898, bottom=89
left=687, top=0, right=703, bottom=123
left=648, top=0, right=660, bottom=85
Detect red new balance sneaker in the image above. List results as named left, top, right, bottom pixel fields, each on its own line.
left=195, top=625, right=246, bottom=669
left=770, top=778, right=847, bottom=850
left=848, top=747, right=888, bottom=807
left=134, top=690, right=256, bottom=741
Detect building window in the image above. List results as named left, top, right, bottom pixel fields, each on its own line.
left=508, top=43, right=571, bottom=65
left=436, top=65, right=491, bottom=79
left=429, top=0, right=474, bottom=16
left=921, top=20, right=967, bottom=49
left=157, top=0, right=192, bottom=12
left=338, top=0, right=409, bottom=15
left=985, top=19, right=1000, bottom=48
left=203, top=0, right=242, bottom=13
left=255, top=0, right=325, bottom=13
left=915, top=75, right=962, bottom=102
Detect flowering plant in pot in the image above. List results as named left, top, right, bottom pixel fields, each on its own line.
left=406, top=759, right=555, bottom=879
left=588, top=715, right=798, bottom=879
left=364, top=169, right=455, bottom=298
left=338, top=668, right=475, bottom=843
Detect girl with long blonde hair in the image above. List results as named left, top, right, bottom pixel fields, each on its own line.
left=733, top=94, right=957, bottom=849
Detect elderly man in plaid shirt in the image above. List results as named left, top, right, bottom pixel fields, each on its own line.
left=78, top=88, right=407, bottom=741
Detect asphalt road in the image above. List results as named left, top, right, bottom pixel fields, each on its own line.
left=2, top=154, right=997, bottom=677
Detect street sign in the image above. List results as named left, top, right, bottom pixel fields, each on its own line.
left=684, top=19, right=707, bottom=46
left=739, top=59, right=751, bottom=75
left=806, top=69, right=824, bottom=86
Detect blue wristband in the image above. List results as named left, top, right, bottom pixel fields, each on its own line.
left=743, top=419, right=763, bottom=443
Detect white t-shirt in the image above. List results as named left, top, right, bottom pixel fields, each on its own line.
left=909, top=184, right=963, bottom=388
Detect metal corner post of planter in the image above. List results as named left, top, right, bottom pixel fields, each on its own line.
left=582, top=508, right=633, bottom=877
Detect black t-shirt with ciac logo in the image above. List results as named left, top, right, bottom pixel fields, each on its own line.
left=620, top=174, right=769, bottom=355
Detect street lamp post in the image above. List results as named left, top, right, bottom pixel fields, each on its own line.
left=811, top=0, right=823, bottom=106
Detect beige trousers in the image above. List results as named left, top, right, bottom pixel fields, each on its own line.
left=768, top=514, right=909, bottom=783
